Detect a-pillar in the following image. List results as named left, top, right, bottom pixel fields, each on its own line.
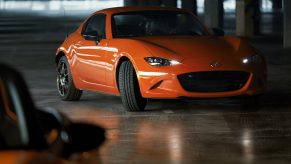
left=204, top=0, right=224, bottom=29
left=284, top=0, right=291, bottom=48
left=161, top=0, right=177, bottom=7
left=181, top=0, right=197, bottom=15
left=236, top=0, right=261, bottom=37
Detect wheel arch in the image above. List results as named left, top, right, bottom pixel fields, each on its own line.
left=114, top=50, right=147, bottom=93
left=55, top=51, right=66, bottom=65
left=115, top=56, right=131, bottom=92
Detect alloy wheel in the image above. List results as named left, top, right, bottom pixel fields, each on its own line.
left=57, top=61, right=69, bottom=96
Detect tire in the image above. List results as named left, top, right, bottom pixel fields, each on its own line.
left=118, top=61, right=147, bottom=111
left=57, top=56, right=82, bottom=101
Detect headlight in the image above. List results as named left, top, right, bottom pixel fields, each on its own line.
left=242, top=54, right=261, bottom=64
left=144, top=57, right=180, bottom=66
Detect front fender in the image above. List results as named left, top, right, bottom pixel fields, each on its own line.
left=111, top=39, right=155, bottom=76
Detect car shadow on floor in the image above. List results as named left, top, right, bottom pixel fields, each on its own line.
left=259, top=90, right=291, bottom=108
left=64, top=89, right=291, bottom=113
left=144, top=89, right=291, bottom=112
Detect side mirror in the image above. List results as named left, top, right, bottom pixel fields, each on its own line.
left=83, top=34, right=99, bottom=41
left=62, top=122, right=105, bottom=157
left=212, top=28, right=225, bottom=36
left=83, top=31, right=101, bottom=42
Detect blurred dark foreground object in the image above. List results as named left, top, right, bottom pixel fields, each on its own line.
left=0, top=63, right=105, bottom=163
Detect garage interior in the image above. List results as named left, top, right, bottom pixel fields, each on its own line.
left=1, top=0, right=291, bottom=163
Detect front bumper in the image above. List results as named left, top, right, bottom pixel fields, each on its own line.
left=137, top=65, right=267, bottom=99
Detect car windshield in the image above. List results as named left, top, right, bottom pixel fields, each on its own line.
left=112, top=10, right=209, bottom=38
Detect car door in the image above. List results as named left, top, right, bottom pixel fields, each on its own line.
left=74, top=14, right=108, bottom=88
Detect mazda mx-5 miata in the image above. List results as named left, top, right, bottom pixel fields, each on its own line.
left=56, top=6, right=267, bottom=111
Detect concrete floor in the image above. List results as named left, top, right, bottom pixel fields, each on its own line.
left=1, top=11, right=291, bottom=163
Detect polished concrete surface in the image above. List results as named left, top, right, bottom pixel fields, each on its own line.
left=1, top=11, right=291, bottom=163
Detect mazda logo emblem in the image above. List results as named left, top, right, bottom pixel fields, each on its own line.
left=210, top=61, right=221, bottom=68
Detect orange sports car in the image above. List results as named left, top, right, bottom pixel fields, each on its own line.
left=55, top=6, right=267, bottom=111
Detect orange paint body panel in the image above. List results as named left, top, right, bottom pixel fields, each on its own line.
left=0, top=151, right=64, bottom=164
left=56, top=6, right=267, bottom=99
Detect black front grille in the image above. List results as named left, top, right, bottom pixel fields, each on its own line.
left=178, top=71, right=250, bottom=92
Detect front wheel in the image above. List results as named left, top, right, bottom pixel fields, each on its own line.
left=118, top=61, right=147, bottom=112
left=57, top=56, right=82, bottom=101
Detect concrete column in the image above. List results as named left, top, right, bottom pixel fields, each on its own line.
left=253, top=0, right=261, bottom=35
left=284, top=0, right=291, bottom=48
left=181, top=0, right=197, bottom=15
left=147, top=0, right=161, bottom=6
left=161, top=0, right=177, bottom=7
left=272, top=0, right=283, bottom=33
left=137, top=0, right=148, bottom=6
left=236, top=0, right=260, bottom=37
left=124, top=0, right=137, bottom=6
left=137, top=0, right=161, bottom=6
left=273, top=0, right=282, bottom=9
left=204, top=0, right=224, bottom=28
left=219, top=0, right=224, bottom=28
left=236, top=1, right=246, bottom=36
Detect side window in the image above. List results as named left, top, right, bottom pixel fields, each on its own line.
left=83, top=14, right=106, bottom=39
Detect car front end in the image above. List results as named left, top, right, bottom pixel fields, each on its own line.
left=134, top=37, right=267, bottom=99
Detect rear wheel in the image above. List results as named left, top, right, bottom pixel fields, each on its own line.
left=57, top=56, right=82, bottom=101
left=118, top=61, right=147, bottom=111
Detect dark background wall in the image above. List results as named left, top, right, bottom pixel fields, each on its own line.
left=0, top=0, right=289, bottom=47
